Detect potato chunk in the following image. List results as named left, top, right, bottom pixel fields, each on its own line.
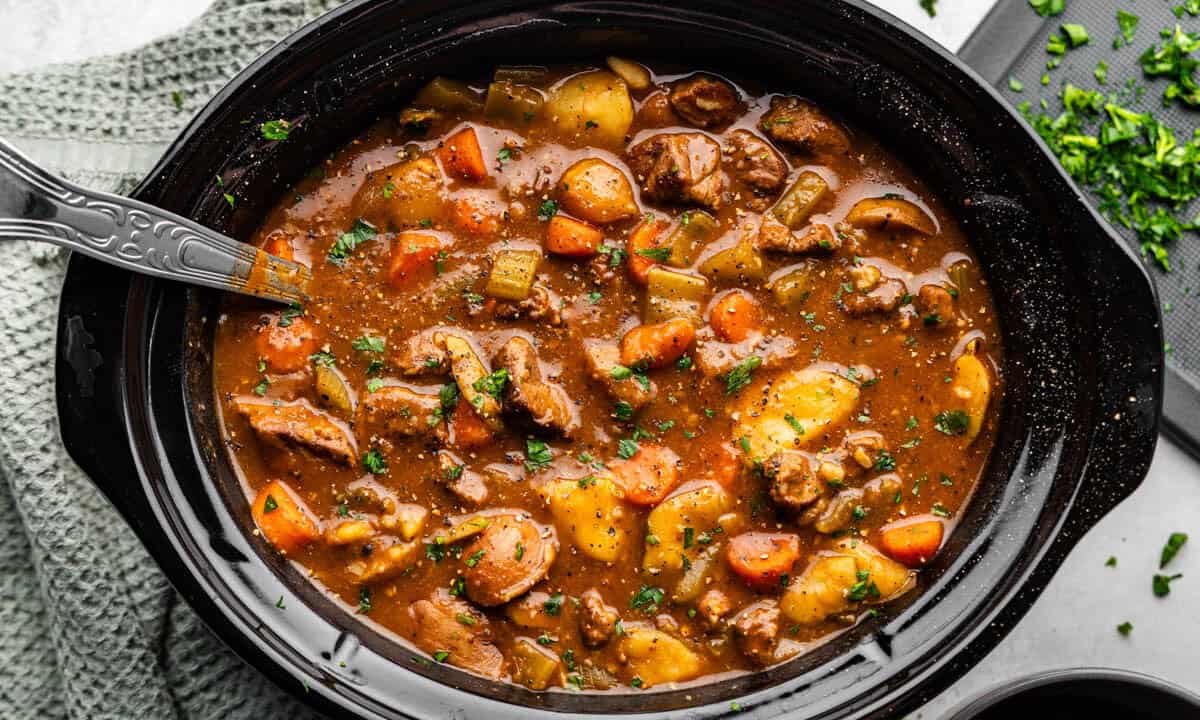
left=558, top=158, right=638, bottom=224
left=542, top=474, right=631, bottom=562
left=780, top=553, right=858, bottom=626
left=352, top=157, right=445, bottom=229
left=834, top=538, right=915, bottom=600
left=617, top=624, right=703, bottom=687
left=951, top=341, right=992, bottom=442
left=844, top=197, right=936, bottom=236
left=434, top=331, right=504, bottom=432
left=733, top=366, right=860, bottom=461
left=545, top=70, right=634, bottom=146
left=643, top=481, right=731, bottom=573
left=511, top=637, right=563, bottom=690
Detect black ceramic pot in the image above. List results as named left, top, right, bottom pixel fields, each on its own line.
left=53, top=1, right=1163, bottom=718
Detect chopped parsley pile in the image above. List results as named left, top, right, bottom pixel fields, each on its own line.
left=1007, top=6, right=1200, bottom=270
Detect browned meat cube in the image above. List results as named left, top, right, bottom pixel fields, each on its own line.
left=760, top=96, right=850, bottom=157
left=409, top=589, right=504, bottom=678
left=731, top=599, right=781, bottom=666
left=391, top=330, right=448, bottom=376
left=583, top=339, right=656, bottom=411
left=723, top=129, right=788, bottom=209
left=915, top=284, right=955, bottom=326
left=692, top=334, right=798, bottom=379
left=696, top=589, right=733, bottom=628
left=626, top=132, right=726, bottom=210
left=579, top=588, right=619, bottom=647
left=493, top=336, right=579, bottom=436
left=765, top=450, right=825, bottom=512
left=493, top=284, right=564, bottom=326
left=359, top=385, right=447, bottom=442
left=436, top=450, right=490, bottom=505
left=841, top=279, right=906, bottom=317
left=235, top=399, right=356, bottom=466
left=756, top=221, right=839, bottom=255
left=668, top=74, right=743, bottom=128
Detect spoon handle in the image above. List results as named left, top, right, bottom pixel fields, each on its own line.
left=0, top=137, right=309, bottom=305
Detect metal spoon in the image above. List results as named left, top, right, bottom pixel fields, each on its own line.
left=0, top=137, right=309, bottom=304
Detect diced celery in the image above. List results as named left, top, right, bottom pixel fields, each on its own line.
left=644, top=266, right=709, bottom=325
left=413, top=77, right=483, bottom=112
left=486, top=248, right=542, bottom=301
left=667, top=211, right=718, bottom=267
left=698, top=242, right=765, bottom=283
left=483, top=81, right=545, bottom=124
left=772, top=171, right=829, bottom=229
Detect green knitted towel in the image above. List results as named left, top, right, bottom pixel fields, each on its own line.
left=0, top=2, right=339, bottom=718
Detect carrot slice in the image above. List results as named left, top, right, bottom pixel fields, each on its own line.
left=386, top=232, right=442, bottom=289
left=251, top=480, right=321, bottom=554
left=436, top=127, right=488, bottom=182
left=262, top=232, right=295, bottom=262
left=726, top=532, right=802, bottom=590
left=450, top=406, right=495, bottom=449
left=619, top=318, right=695, bottom=369
left=610, top=445, right=681, bottom=506
left=626, top=216, right=670, bottom=284
left=878, top=518, right=944, bottom=567
left=699, top=441, right=742, bottom=491
left=546, top=215, right=603, bottom=257
left=256, top=314, right=318, bottom=374
left=452, top=197, right=501, bottom=236
left=709, top=290, right=762, bottom=343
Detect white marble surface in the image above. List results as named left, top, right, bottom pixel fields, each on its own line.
left=3, top=1, right=1198, bottom=719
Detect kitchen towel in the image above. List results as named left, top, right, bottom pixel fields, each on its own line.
left=0, top=2, right=339, bottom=718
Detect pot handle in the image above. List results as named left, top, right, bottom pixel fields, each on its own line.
left=55, top=253, right=165, bottom=539
left=1058, top=202, right=1163, bottom=535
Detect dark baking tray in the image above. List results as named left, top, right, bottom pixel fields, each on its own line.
left=962, top=0, right=1200, bottom=458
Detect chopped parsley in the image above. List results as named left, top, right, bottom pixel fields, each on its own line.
left=1139, top=25, right=1200, bottom=109
left=874, top=450, right=897, bottom=471
left=524, top=438, right=553, bottom=472
left=472, top=368, right=509, bottom=399
left=597, top=243, right=628, bottom=268
left=1028, top=0, right=1064, bottom=18
left=537, top=199, right=559, bottom=221
left=617, top=437, right=639, bottom=459
left=1153, top=572, right=1182, bottom=597
left=724, top=355, right=762, bottom=395
left=351, top=335, right=386, bottom=353
left=1116, top=9, right=1139, bottom=48
left=784, top=413, right=806, bottom=435
left=465, top=549, right=485, bottom=568
left=456, top=613, right=477, bottom=626
left=613, top=401, right=634, bottom=421
left=328, top=218, right=376, bottom=263
left=630, top=585, right=665, bottom=613
left=1106, top=556, right=1118, bottom=567
left=1161, top=532, right=1188, bottom=568
left=366, top=378, right=385, bottom=393
left=543, top=593, right=564, bottom=616
left=357, top=586, right=373, bottom=614
left=362, top=449, right=387, bottom=474
left=262, top=494, right=278, bottom=513
left=309, top=350, right=336, bottom=368
left=1117, top=621, right=1133, bottom=636
left=260, top=119, right=291, bottom=140
left=934, top=410, right=971, bottom=436
left=496, top=147, right=513, bottom=163
left=920, top=0, right=937, bottom=18
left=432, top=651, right=450, bottom=663
left=634, top=247, right=671, bottom=262
left=847, top=570, right=881, bottom=602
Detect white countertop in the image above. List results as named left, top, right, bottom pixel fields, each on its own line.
left=3, top=1, right=1195, bottom=717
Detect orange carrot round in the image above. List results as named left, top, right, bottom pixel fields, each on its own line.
left=626, top=216, right=670, bottom=284
left=610, top=445, right=681, bottom=506
left=252, top=480, right=321, bottom=554
left=619, top=318, right=695, bottom=369
left=436, top=127, right=488, bottom=181
left=452, top=197, right=501, bottom=235
left=262, top=232, right=295, bottom=262
left=450, top=405, right=495, bottom=449
left=878, top=517, right=944, bottom=567
left=386, top=232, right=442, bottom=289
left=256, top=314, right=318, bottom=374
left=546, top=215, right=604, bottom=257
left=709, top=290, right=762, bottom=343
left=726, top=532, right=802, bottom=590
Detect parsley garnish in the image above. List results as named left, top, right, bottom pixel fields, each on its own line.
left=363, top=449, right=387, bottom=474
left=874, top=450, right=897, bottom=471
left=262, top=494, right=278, bottom=513
left=543, top=593, right=564, bottom=616
left=1028, top=0, right=1064, bottom=18
left=260, top=119, right=291, bottom=140
left=537, top=199, right=559, bottom=221
left=328, top=218, right=376, bottom=263
left=1153, top=572, right=1182, bottom=597
left=630, top=585, right=665, bottom=613
left=352, top=335, right=386, bottom=353
left=934, top=410, right=970, bottom=436
left=473, top=368, right=509, bottom=399
left=617, top=438, right=639, bottom=459
left=724, top=355, right=762, bottom=395
left=524, top=438, right=553, bottom=472
left=1161, top=532, right=1188, bottom=567
left=635, top=247, right=671, bottom=262
left=357, top=586, right=372, bottom=614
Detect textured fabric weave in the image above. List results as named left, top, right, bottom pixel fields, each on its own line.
left=0, top=2, right=340, bottom=718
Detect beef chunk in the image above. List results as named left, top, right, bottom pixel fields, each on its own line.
left=756, top=221, right=839, bottom=255
left=492, top=336, right=579, bottom=436
left=723, top=130, right=788, bottom=209
left=668, top=75, right=743, bottom=128
left=236, top=399, right=356, bottom=465
left=410, top=590, right=503, bottom=678
left=579, top=588, right=619, bottom=647
left=841, top=276, right=906, bottom=317
left=626, top=132, right=726, bottom=210
left=436, top=450, right=490, bottom=505
left=766, top=450, right=825, bottom=512
left=696, top=589, right=733, bottom=628
left=693, top=334, right=798, bottom=379
left=845, top=431, right=886, bottom=469
left=391, top=330, right=449, bottom=376
left=359, top=385, right=447, bottom=442
left=583, top=339, right=656, bottom=411
left=760, top=96, right=850, bottom=156
left=493, top=284, right=564, bottom=326
left=915, top=284, right=955, bottom=325
left=732, top=600, right=781, bottom=666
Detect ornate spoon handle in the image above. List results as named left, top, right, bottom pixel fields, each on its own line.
left=0, top=137, right=309, bottom=304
